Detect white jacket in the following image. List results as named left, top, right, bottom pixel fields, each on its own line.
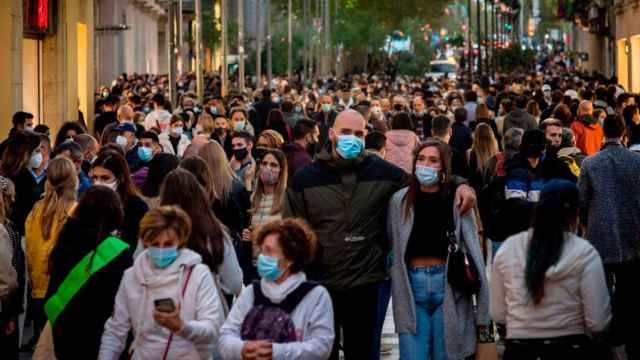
left=491, top=230, right=611, bottom=339
left=217, top=273, right=334, bottom=360
left=99, top=249, right=223, bottom=360
left=158, top=133, right=191, bottom=158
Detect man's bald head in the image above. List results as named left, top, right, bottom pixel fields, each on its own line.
left=334, top=109, right=366, bottom=129
left=578, top=100, right=593, bottom=116
left=329, top=109, right=367, bottom=143
left=117, top=105, right=134, bottom=122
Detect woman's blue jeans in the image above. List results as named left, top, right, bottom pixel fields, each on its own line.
left=399, top=265, right=447, bottom=360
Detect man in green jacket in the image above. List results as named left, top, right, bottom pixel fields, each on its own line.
left=284, top=109, right=476, bottom=360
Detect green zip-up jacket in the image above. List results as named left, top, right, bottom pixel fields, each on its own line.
left=283, top=145, right=407, bottom=290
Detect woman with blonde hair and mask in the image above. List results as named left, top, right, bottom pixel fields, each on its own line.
left=99, top=206, right=223, bottom=359
left=25, top=157, right=78, bottom=344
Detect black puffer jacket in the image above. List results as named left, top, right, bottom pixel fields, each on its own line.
left=284, top=143, right=407, bottom=290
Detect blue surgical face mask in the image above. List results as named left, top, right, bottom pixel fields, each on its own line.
left=147, top=246, right=178, bottom=269
left=137, top=146, right=153, bottom=162
left=415, top=165, right=440, bottom=187
left=30, top=152, right=43, bottom=169
left=171, top=127, right=184, bottom=136
left=335, top=135, right=364, bottom=160
left=234, top=121, right=246, bottom=131
left=210, top=106, right=219, bottom=115
left=257, top=254, right=284, bottom=282
left=321, top=103, right=332, bottom=113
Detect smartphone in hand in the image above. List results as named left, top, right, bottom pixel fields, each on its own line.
left=154, top=298, right=176, bottom=313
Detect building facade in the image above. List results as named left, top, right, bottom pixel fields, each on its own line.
left=0, top=0, right=95, bottom=139
left=95, top=0, right=166, bottom=88
left=614, top=0, right=640, bottom=92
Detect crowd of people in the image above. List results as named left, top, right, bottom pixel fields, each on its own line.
left=0, top=51, right=639, bottom=360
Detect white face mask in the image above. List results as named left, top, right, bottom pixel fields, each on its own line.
left=95, top=180, right=119, bottom=191
left=115, top=135, right=128, bottom=148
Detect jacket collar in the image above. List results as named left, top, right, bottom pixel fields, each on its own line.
left=602, top=139, right=623, bottom=150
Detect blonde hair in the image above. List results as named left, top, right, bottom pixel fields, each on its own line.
left=198, top=141, right=237, bottom=202
left=475, top=103, right=491, bottom=120
left=258, top=130, right=285, bottom=149
left=472, top=123, right=499, bottom=171
left=198, top=113, right=215, bottom=134
left=527, top=100, right=541, bottom=118
left=139, top=206, right=192, bottom=248
left=35, top=157, right=78, bottom=240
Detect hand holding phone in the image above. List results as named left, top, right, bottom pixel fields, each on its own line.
left=153, top=299, right=183, bottom=332
left=154, top=298, right=176, bottom=313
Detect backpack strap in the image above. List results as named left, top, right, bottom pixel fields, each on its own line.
left=252, top=280, right=271, bottom=306
left=251, top=280, right=319, bottom=313
left=279, top=282, right=319, bottom=313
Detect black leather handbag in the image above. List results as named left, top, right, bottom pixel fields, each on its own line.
left=446, top=222, right=481, bottom=295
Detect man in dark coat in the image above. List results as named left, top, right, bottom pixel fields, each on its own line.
left=284, top=110, right=477, bottom=360
left=282, top=119, right=318, bottom=181
left=313, top=95, right=338, bottom=151
left=251, top=88, right=279, bottom=138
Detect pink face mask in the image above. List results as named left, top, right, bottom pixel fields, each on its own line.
left=259, top=167, right=280, bottom=185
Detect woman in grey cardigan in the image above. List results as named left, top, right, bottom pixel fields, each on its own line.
left=388, top=140, right=491, bottom=360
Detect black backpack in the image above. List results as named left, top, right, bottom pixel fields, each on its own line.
left=240, top=280, right=319, bottom=343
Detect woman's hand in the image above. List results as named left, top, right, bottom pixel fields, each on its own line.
left=153, top=306, right=184, bottom=333
left=475, top=342, right=498, bottom=360
left=244, top=161, right=256, bottom=191
left=242, top=228, right=252, bottom=242
left=242, top=340, right=272, bottom=360
left=455, top=184, right=477, bottom=215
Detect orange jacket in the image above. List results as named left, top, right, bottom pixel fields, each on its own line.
left=570, top=120, right=603, bottom=156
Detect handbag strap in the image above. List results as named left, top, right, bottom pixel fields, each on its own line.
left=161, top=265, right=195, bottom=360
left=446, top=195, right=464, bottom=251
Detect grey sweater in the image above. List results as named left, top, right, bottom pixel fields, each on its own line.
left=387, top=187, right=490, bottom=359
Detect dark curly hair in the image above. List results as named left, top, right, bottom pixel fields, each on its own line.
left=253, top=218, right=317, bottom=273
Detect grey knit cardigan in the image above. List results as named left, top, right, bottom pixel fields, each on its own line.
left=387, top=187, right=490, bottom=359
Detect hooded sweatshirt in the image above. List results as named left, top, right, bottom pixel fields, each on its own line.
left=384, top=129, right=420, bottom=174
left=217, top=272, right=335, bottom=360
left=99, top=248, right=223, bottom=360
left=491, top=230, right=610, bottom=339
left=570, top=115, right=603, bottom=156
left=504, top=108, right=538, bottom=134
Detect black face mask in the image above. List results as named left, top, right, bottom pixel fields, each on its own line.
left=394, top=104, right=404, bottom=112
left=306, top=141, right=318, bottom=156
left=233, top=148, right=249, bottom=161
left=253, top=146, right=267, bottom=161
left=214, top=127, right=226, bottom=136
